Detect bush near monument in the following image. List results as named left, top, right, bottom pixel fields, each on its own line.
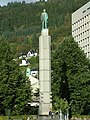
left=52, top=37, right=90, bottom=115
left=0, top=39, right=32, bottom=115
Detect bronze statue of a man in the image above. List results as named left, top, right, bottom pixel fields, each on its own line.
left=41, top=9, right=48, bottom=29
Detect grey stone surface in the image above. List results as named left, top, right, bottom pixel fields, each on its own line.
left=37, top=115, right=59, bottom=120
left=39, top=29, right=52, bottom=115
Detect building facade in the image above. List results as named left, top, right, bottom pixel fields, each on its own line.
left=72, top=1, right=90, bottom=58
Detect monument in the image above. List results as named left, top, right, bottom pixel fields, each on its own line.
left=41, top=9, right=48, bottom=29
left=39, top=9, right=52, bottom=117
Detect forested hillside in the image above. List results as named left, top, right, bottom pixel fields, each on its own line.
left=0, top=0, right=90, bottom=57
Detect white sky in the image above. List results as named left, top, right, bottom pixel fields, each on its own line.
left=0, top=0, right=39, bottom=6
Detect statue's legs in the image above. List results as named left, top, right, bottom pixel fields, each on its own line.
left=45, top=20, right=47, bottom=29
left=42, top=20, right=47, bottom=29
left=42, top=21, right=44, bottom=29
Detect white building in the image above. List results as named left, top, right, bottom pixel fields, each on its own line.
left=19, top=59, right=30, bottom=66
left=28, top=75, right=39, bottom=107
left=72, top=1, right=90, bottom=58
left=27, top=50, right=37, bottom=58
left=19, top=59, right=27, bottom=66
left=29, top=75, right=39, bottom=94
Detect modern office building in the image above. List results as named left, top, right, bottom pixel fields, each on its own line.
left=72, top=1, right=90, bottom=58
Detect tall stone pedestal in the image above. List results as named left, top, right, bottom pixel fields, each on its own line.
left=39, top=29, right=52, bottom=116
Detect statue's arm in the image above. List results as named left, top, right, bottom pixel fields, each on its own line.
left=41, top=13, right=43, bottom=21
left=45, top=13, right=48, bottom=20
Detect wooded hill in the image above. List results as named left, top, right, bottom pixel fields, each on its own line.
left=0, top=0, right=90, bottom=57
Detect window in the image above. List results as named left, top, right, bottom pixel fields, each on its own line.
left=83, top=10, right=86, bottom=13
left=87, top=7, right=90, bottom=10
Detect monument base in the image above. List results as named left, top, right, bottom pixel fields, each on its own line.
left=38, top=115, right=51, bottom=120
left=37, top=115, right=59, bottom=120
left=41, top=28, right=48, bottom=35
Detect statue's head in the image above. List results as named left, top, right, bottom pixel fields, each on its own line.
left=43, top=9, right=46, bottom=12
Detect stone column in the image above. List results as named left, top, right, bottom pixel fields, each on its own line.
left=39, top=29, right=52, bottom=115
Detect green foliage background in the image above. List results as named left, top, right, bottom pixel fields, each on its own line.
left=52, top=37, right=90, bottom=115
left=0, top=0, right=89, bottom=56
left=0, top=39, right=32, bottom=115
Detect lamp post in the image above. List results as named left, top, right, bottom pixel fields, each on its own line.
left=59, top=109, right=62, bottom=120
left=66, top=109, right=69, bottom=120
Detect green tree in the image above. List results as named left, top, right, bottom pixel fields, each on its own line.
left=60, top=61, right=70, bottom=103
left=52, top=36, right=90, bottom=115
left=0, top=39, right=32, bottom=115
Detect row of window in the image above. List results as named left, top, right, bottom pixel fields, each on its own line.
left=81, top=44, right=90, bottom=49
left=74, top=37, right=90, bottom=58
left=78, top=38, right=90, bottom=44
left=85, top=52, right=90, bottom=58
left=72, top=28, right=90, bottom=36
left=80, top=44, right=90, bottom=50
left=72, top=20, right=90, bottom=30
left=73, top=30, right=90, bottom=40
left=74, top=37, right=90, bottom=52
left=72, top=13, right=90, bottom=28
left=72, top=21, right=90, bottom=32
left=81, top=45, right=90, bottom=56
left=83, top=6, right=90, bottom=13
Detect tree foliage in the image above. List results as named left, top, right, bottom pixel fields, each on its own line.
left=0, top=39, right=32, bottom=115
left=51, top=36, right=90, bottom=115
